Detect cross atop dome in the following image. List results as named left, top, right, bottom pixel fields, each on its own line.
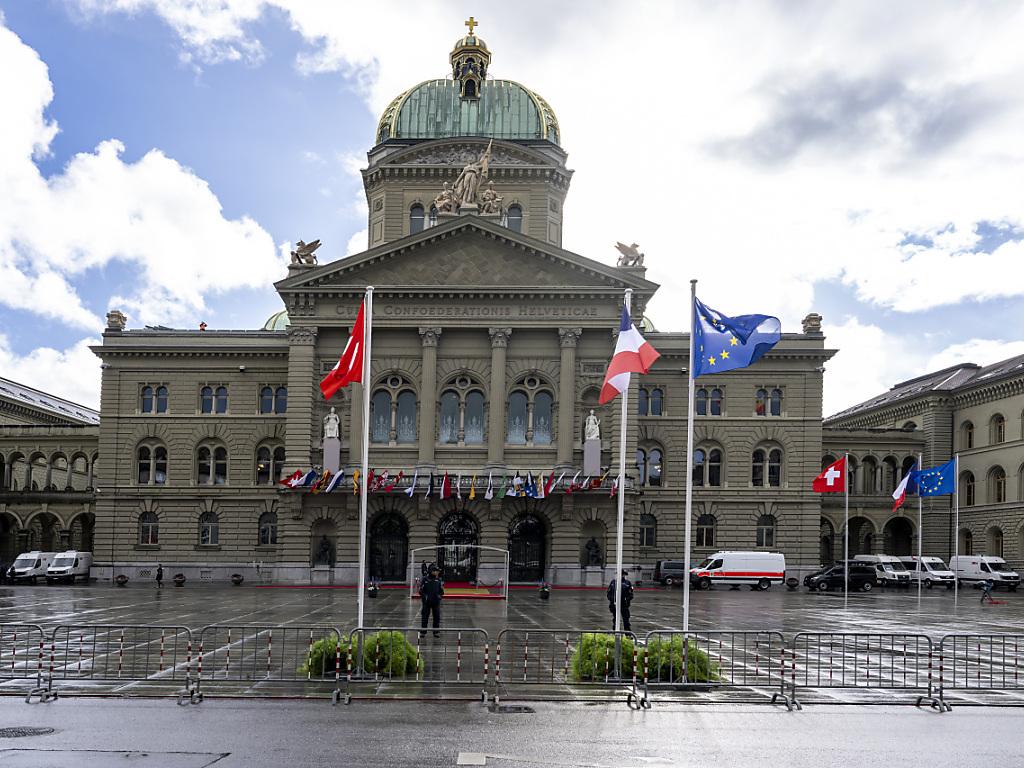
left=464, top=16, right=478, bottom=35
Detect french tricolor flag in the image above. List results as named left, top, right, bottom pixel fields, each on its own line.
left=892, top=465, right=916, bottom=512
left=600, top=305, right=661, bottom=404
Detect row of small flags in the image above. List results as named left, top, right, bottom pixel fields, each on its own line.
left=278, top=468, right=619, bottom=498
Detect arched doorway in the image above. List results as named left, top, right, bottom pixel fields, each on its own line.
left=847, top=516, right=875, bottom=556
left=509, top=514, right=546, bottom=582
left=27, top=513, right=59, bottom=552
left=369, top=512, right=408, bottom=582
left=0, top=513, right=19, bottom=562
left=884, top=517, right=913, bottom=556
left=437, top=511, right=479, bottom=582
left=69, top=513, right=95, bottom=551
left=820, top=517, right=835, bottom=566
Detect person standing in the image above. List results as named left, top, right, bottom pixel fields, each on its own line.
left=155, top=564, right=164, bottom=589
left=607, top=570, right=634, bottom=633
left=419, top=565, right=444, bottom=637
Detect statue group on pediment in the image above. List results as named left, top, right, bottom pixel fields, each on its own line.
left=432, top=140, right=504, bottom=216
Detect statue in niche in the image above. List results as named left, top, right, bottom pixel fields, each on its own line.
left=584, top=410, right=601, bottom=441
left=584, top=537, right=603, bottom=567
left=479, top=181, right=503, bottom=214
left=433, top=182, right=456, bottom=214
left=452, top=139, right=492, bottom=206
left=315, top=535, right=336, bottom=567
left=323, top=407, right=340, bottom=440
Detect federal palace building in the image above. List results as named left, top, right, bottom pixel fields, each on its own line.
left=2, top=28, right=1023, bottom=584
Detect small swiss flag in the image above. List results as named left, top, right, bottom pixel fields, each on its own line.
left=812, top=456, right=847, bottom=493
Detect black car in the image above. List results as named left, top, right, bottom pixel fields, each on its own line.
left=806, top=564, right=877, bottom=592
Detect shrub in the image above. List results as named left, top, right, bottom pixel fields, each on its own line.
left=570, top=633, right=637, bottom=681
left=362, top=631, right=419, bottom=677
left=300, top=634, right=343, bottom=677
left=642, top=636, right=718, bottom=683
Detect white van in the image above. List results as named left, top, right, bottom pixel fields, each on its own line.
left=899, top=556, right=956, bottom=589
left=689, top=551, right=786, bottom=591
left=46, top=551, right=93, bottom=584
left=949, top=555, right=1020, bottom=591
left=853, top=554, right=911, bottom=587
left=7, top=551, right=57, bottom=584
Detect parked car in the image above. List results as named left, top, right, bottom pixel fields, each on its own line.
left=853, top=554, right=911, bottom=587
left=7, top=551, right=57, bottom=584
left=949, top=555, right=1020, bottom=590
left=899, top=556, right=956, bottom=589
left=806, top=563, right=878, bottom=592
left=46, top=551, right=93, bottom=584
left=654, top=560, right=689, bottom=586
left=689, top=551, right=786, bottom=591
left=802, top=566, right=832, bottom=587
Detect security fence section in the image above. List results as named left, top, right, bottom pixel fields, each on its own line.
left=1, top=624, right=1023, bottom=710
left=344, top=627, right=490, bottom=704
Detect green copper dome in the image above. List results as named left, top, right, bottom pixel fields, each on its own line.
left=376, top=78, right=560, bottom=146
left=262, top=309, right=290, bottom=331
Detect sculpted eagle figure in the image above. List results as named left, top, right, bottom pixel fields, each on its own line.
left=290, top=239, right=322, bottom=265
left=614, top=242, right=644, bottom=267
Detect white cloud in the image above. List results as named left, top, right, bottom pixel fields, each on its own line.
left=0, top=333, right=102, bottom=408
left=345, top=229, right=368, bottom=256
left=0, top=20, right=286, bottom=330
left=925, top=338, right=1024, bottom=372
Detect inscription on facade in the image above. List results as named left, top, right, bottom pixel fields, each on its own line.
left=358, top=305, right=601, bottom=319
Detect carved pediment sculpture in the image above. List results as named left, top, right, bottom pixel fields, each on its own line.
left=615, top=242, right=644, bottom=267
left=291, top=239, right=321, bottom=265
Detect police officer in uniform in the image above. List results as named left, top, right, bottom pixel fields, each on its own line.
left=419, top=565, right=444, bottom=637
left=607, top=570, right=634, bottom=632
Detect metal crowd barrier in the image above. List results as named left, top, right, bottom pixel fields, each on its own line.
left=43, top=625, right=195, bottom=704
left=194, top=625, right=344, bottom=703
left=0, top=624, right=49, bottom=703
left=938, top=634, right=1024, bottom=711
left=639, top=631, right=792, bottom=710
left=493, top=630, right=640, bottom=706
left=344, top=627, right=490, bottom=705
left=788, top=632, right=941, bottom=709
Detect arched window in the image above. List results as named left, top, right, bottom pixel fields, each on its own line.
left=258, top=511, right=278, bottom=546
left=198, top=512, right=219, bottom=546
left=440, top=391, right=460, bottom=444
left=274, top=386, right=287, bottom=414
left=1019, top=464, right=1024, bottom=502
left=465, top=391, right=485, bottom=444
left=960, top=421, right=974, bottom=450
left=649, top=388, right=663, bottom=416
left=987, top=526, right=1004, bottom=558
left=533, top=391, right=553, bottom=445
left=708, top=448, right=722, bottom=486
left=200, top=386, right=213, bottom=414
left=692, top=447, right=722, bottom=487
left=371, top=390, right=393, bottom=443
left=988, top=466, right=1006, bottom=504
left=215, top=386, right=228, bottom=414
left=396, top=391, right=417, bottom=443
left=138, top=512, right=159, bottom=545
left=506, top=204, right=523, bottom=233
left=710, top=388, right=723, bottom=416
left=428, top=205, right=438, bottom=227
left=141, top=386, right=153, bottom=413
left=696, top=514, right=716, bottom=547
left=960, top=471, right=975, bottom=506
left=694, top=388, right=707, bottom=416
left=507, top=391, right=528, bottom=444
left=639, top=514, right=657, bottom=547
left=256, top=445, right=285, bottom=485
left=770, top=388, right=782, bottom=416
left=756, top=514, right=777, bottom=548
left=409, top=203, right=425, bottom=234
left=136, top=443, right=167, bottom=486
left=691, top=448, right=705, bottom=487
left=647, top=448, right=663, bottom=486
left=959, top=528, right=973, bottom=556
left=990, top=414, right=1006, bottom=444
left=638, top=388, right=650, bottom=416
left=197, top=445, right=228, bottom=485
left=260, top=387, right=273, bottom=414
left=753, top=447, right=782, bottom=487
left=755, top=388, right=767, bottom=416
left=155, top=386, right=167, bottom=413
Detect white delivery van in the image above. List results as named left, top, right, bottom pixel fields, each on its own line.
left=899, top=556, right=956, bottom=589
left=853, top=554, right=912, bottom=587
left=7, top=551, right=57, bottom=584
left=46, top=551, right=93, bottom=584
left=689, top=551, right=786, bottom=591
left=949, top=555, right=1020, bottom=591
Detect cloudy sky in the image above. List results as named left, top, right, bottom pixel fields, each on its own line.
left=1, top=1, right=1023, bottom=416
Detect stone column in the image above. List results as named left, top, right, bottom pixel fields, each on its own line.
left=418, top=327, right=442, bottom=466
left=557, top=328, right=582, bottom=467
left=487, top=328, right=512, bottom=467
left=284, top=326, right=318, bottom=474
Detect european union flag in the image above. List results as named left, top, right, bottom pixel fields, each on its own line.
left=909, top=459, right=956, bottom=496
left=692, top=297, right=782, bottom=378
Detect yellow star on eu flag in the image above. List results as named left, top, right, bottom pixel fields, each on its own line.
left=729, top=336, right=738, bottom=346
left=708, top=356, right=716, bottom=365
left=720, top=350, right=730, bottom=360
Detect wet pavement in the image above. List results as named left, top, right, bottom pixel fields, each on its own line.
left=0, top=696, right=1017, bottom=767
left=0, top=581, right=1021, bottom=639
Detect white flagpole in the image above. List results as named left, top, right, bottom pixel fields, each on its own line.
left=917, top=452, right=923, bottom=608
left=954, top=453, right=959, bottom=605
left=613, top=289, right=632, bottom=635
left=356, top=286, right=374, bottom=630
left=844, top=452, right=849, bottom=610
left=682, top=279, right=697, bottom=632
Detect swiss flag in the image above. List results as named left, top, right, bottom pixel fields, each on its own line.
left=812, top=456, right=847, bottom=493
left=320, top=301, right=365, bottom=399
